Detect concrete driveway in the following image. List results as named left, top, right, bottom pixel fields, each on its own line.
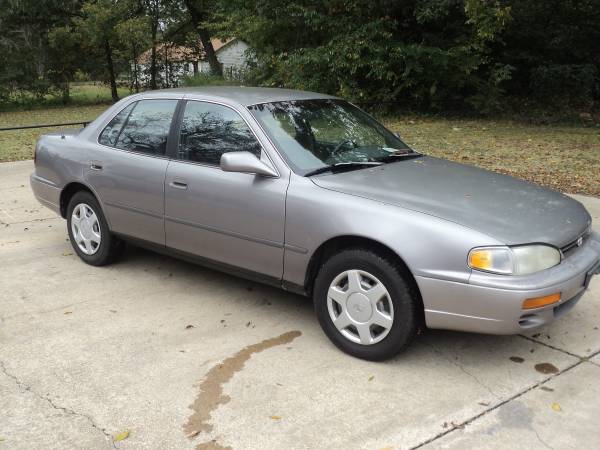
left=1, top=160, right=599, bottom=450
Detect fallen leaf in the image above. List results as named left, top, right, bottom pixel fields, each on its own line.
left=63, top=311, right=72, bottom=315
left=269, top=415, right=282, bottom=420
left=62, top=252, right=73, bottom=256
left=185, top=324, right=194, bottom=329
left=187, top=430, right=200, bottom=438
left=368, top=375, right=374, bottom=381
left=551, top=402, right=562, bottom=412
left=114, top=430, right=130, bottom=441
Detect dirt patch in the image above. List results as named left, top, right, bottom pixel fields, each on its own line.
left=184, top=330, right=302, bottom=449
left=509, top=356, right=525, bottom=363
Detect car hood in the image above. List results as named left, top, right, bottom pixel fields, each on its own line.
left=311, top=156, right=591, bottom=248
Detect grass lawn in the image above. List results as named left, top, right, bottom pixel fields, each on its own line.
left=0, top=104, right=109, bottom=162
left=1, top=104, right=598, bottom=196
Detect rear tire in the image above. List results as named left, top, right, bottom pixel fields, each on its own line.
left=313, top=248, right=419, bottom=361
left=66, top=191, right=124, bottom=266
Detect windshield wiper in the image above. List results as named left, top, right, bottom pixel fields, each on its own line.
left=377, top=151, right=422, bottom=163
left=304, top=161, right=382, bottom=177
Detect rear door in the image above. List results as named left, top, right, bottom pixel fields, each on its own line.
left=86, top=98, right=179, bottom=244
left=164, top=100, right=288, bottom=280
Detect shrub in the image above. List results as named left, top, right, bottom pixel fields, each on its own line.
left=530, top=64, right=598, bottom=104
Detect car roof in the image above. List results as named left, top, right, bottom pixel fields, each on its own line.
left=143, top=86, right=338, bottom=106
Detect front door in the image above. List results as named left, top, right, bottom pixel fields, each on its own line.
left=86, top=98, right=179, bottom=244
left=164, top=100, right=288, bottom=280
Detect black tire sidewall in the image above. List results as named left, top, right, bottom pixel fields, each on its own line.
left=314, top=249, right=418, bottom=361
left=66, top=191, right=116, bottom=266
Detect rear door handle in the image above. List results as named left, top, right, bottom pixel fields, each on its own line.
left=169, top=180, right=188, bottom=190
left=90, top=161, right=103, bottom=171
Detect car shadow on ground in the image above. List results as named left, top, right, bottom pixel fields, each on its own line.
left=116, top=244, right=539, bottom=368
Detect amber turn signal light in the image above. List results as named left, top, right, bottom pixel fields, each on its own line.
left=522, top=292, right=561, bottom=310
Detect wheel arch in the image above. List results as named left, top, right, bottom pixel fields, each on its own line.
left=59, top=182, right=98, bottom=219
left=304, top=236, right=423, bottom=312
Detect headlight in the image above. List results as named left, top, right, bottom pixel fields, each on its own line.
left=468, top=245, right=560, bottom=275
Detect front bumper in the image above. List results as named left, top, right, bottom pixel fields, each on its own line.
left=417, top=231, right=600, bottom=334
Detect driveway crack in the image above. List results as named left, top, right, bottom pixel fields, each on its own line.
left=410, top=358, right=582, bottom=449
left=533, top=427, right=554, bottom=450
left=451, top=359, right=498, bottom=398
left=518, top=334, right=581, bottom=359
left=0, top=360, right=116, bottom=449
left=423, top=342, right=498, bottom=399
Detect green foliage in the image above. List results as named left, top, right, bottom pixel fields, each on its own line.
left=214, top=0, right=599, bottom=114
left=530, top=65, right=598, bottom=104
left=1, top=0, right=599, bottom=115
left=212, top=0, right=518, bottom=111
left=47, top=26, right=83, bottom=102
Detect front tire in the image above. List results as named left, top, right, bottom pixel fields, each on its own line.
left=314, top=248, right=420, bottom=361
left=66, top=191, right=124, bottom=266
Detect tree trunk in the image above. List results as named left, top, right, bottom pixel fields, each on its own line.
left=150, top=20, right=158, bottom=90
left=132, top=46, right=140, bottom=93
left=164, top=42, right=169, bottom=87
left=104, top=39, right=119, bottom=102
left=61, top=80, right=70, bottom=104
left=184, top=0, right=222, bottom=76
left=198, top=28, right=222, bottom=76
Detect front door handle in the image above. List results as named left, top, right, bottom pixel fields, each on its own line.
left=90, top=161, right=103, bottom=171
left=169, top=180, right=188, bottom=190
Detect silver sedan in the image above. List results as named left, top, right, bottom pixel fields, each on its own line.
left=31, top=87, right=600, bottom=360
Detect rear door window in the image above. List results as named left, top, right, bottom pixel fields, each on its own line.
left=99, top=99, right=178, bottom=156
left=115, top=100, right=178, bottom=156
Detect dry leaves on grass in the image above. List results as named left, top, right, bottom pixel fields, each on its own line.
left=383, top=117, right=600, bottom=196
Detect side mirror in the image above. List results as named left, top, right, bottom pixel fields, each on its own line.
left=220, top=151, right=278, bottom=177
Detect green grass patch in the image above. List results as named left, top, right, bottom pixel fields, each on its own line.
left=1, top=105, right=598, bottom=196
left=0, top=104, right=108, bottom=162
left=1, top=83, right=131, bottom=111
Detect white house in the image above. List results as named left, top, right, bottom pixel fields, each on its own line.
left=135, top=38, right=250, bottom=88
left=197, top=39, right=250, bottom=79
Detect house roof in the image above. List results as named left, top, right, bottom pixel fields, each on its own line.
left=137, top=38, right=235, bottom=65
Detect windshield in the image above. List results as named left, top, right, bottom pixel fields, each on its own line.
left=248, top=99, right=412, bottom=175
